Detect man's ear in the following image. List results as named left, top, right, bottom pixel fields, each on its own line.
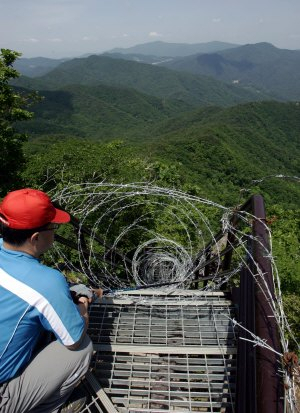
left=30, top=232, right=39, bottom=244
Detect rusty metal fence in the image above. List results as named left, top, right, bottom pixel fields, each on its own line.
left=200, top=195, right=284, bottom=413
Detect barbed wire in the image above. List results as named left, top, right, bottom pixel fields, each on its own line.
left=45, top=179, right=299, bottom=411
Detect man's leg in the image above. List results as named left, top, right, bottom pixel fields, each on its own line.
left=0, top=335, right=93, bottom=413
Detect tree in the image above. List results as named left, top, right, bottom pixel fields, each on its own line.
left=0, top=49, right=34, bottom=195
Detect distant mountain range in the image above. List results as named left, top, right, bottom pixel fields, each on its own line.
left=14, top=57, right=69, bottom=77
left=14, top=54, right=268, bottom=107
left=107, top=40, right=240, bottom=57
left=11, top=41, right=300, bottom=207
left=14, top=41, right=300, bottom=101
left=16, top=41, right=239, bottom=77
left=102, top=52, right=172, bottom=65
left=159, top=42, right=300, bottom=101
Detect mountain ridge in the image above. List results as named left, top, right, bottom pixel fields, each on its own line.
left=24, top=100, right=300, bottom=209
left=13, top=54, right=271, bottom=107
left=15, top=40, right=240, bottom=77
left=18, top=82, right=192, bottom=139
left=14, top=56, right=69, bottom=77
left=160, top=42, right=300, bottom=100
left=143, top=100, right=300, bottom=207
left=107, top=40, right=240, bottom=57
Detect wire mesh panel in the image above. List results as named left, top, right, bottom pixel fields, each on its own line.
left=78, top=396, right=105, bottom=413
left=82, top=290, right=237, bottom=412
left=88, top=302, right=237, bottom=348
left=91, top=352, right=236, bottom=412
left=77, top=377, right=105, bottom=413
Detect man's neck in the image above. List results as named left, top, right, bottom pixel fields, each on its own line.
left=3, top=241, right=39, bottom=258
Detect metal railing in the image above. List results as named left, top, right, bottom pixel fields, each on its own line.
left=198, top=194, right=284, bottom=413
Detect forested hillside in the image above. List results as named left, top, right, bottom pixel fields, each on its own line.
left=10, top=50, right=299, bottom=210
left=161, top=42, right=300, bottom=101
left=18, top=84, right=192, bottom=139
left=142, top=101, right=300, bottom=207
left=13, top=54, right=270, bottom=106
left=23, top=98, right=300, bottom=209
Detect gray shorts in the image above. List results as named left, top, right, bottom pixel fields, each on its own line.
left=0, top=335, right=93, bottom=413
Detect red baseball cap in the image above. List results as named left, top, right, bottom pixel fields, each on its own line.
left=0, top=188, right=70, bottom=229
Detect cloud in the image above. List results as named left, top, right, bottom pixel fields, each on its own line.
left=212, top=18, right=221, bottom=23
left=111, top=33, right=130, bottom=40
left=149, top=31, right=162, bottom=37
left=23, top=38, right=39, bottom=43
left=48, top=38, right=62, bottom=42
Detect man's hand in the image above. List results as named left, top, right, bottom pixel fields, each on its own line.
left=77, top=296, right=90, bottom=306
left=69, top=283, right=102, bottom=304
left=91, top=288, right=103, bottom=300
left=66, top=290, right=90, bottom=350
left=77, top=297, right=89, bottom=324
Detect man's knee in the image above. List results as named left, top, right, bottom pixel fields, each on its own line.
left=41, top=334, right=93, bottom=383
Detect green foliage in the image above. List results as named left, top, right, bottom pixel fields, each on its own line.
left=143, top=101, right=300, bottom=208
left=19, top=83, right=192, bottom=140
left=262, top=204, right=300, bottom=350
left=282, top=294, right=300, bottom=352
left=23, top=99, right=300, bottom=209
left=0, top=49, right=36, bottom=195
left=23, top=139, right=150, bottom=189
left=268, top=205, right=300, bottom=295
left=23, top=138, right=214, bottom=270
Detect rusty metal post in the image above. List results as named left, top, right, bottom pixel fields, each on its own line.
left=251, top=195, right=284, bottom=413
left=235, top=266, right=257, bottom=413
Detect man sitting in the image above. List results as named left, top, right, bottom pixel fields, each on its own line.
left=0, top=188, right=93, bottom=413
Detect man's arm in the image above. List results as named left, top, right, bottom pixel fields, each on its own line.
left=66, top=296, right=90, bottom=350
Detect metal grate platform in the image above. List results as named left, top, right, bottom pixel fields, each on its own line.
left=92, top=352, right=236, bottom=412
left=80, top=289, right=237, bottom=412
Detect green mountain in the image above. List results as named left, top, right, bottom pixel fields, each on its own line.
left=14, top=41, right=239, bottom=78
left=160, top=43, right=300, bottom=101
left=102, top=52, right=172, bottom=65
left=108, top=40, right=240, bottom=57
left=14, top=57, right=69, bottom=77
left=24, top=99, right=300, bottom=209
left=14, top=54, right=270, bottom=107
left=11, top=49, right=299, bottom=208
left=19, top=83, right=193, bottom=139
left=140, top=101, right=300, bottom=207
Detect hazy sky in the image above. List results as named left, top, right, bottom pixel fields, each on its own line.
left=1, top=0, right=299, bottom=58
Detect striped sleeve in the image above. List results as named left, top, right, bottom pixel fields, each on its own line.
left=0, top=268, right=84, bottom=346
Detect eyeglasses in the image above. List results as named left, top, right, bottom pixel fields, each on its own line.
left=38, top=223, right=60, bottom=232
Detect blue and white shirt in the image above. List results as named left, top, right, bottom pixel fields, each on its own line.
left=0, top=239, right=85, bottom=384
